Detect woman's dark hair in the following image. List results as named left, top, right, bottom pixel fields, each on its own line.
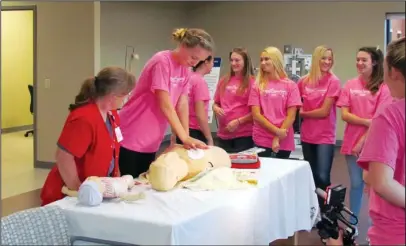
left=192, top=55, right=213, bottom=72
left=386, top=37, right=405, bottom=80
left=220, top=47, right=255, bottom=95
left=69, top=67, right=135, bottom=111
left=358, top=47, right=384, bottom=94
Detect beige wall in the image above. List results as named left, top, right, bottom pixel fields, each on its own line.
left=2, top=2, right=98, bottom=163
left=186, top=1, right=405, bottom=139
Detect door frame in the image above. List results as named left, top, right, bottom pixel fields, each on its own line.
left=0, top=5, right=38, bottom=169
left=385, top=12, right=405, bottom=51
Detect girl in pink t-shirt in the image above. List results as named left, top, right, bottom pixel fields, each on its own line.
left=297, top=45, right=341, bottom=211
left=326, top=37, right=405, bottom=246
left=248, top=46, right=302, bottom=159
left=118, top=28, right=214, bottom=178
left=336, top=47, right=392, bottom=232
left=174, top=56, right=214, bottom=145
left=213, top=47, right=256, bottom=153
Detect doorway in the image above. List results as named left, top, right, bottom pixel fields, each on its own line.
left=385, top=13, right=405, bottom=47
left=1, top=6, right=39, bottom=199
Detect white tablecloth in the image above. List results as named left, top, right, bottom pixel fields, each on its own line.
left=50, top=158, right=319, bottom=245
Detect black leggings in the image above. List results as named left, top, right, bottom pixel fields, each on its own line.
left=118, top=146, right=156, bottom=178
left=217, top=136, right=254, bottom=153
left=256, top=145, right=291, bottom=159
left=176, top=128, right=209, bottom=144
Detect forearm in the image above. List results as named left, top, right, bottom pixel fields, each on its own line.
left=237, top=113, right=252, bottom=125
left=363, top=171, right=370, bottom=185
left=56, top=155, right=81, bottom=190
left=253, top=113, right=279, bottom=134
left=176, top=105, right=189, bottom=135
left=157, top=92, right=188, bottom=141
left=280, top=109, right=297, bottom=129
left=373, top=179, right=405, bottom=208
left=343, top=112, right=369, bottom=126
left=197, top=115, right=212, bottom=140
left=301, top=108, right=327, bottom=119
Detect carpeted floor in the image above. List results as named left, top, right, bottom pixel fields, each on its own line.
left=1, top=143, right=370, bottom=245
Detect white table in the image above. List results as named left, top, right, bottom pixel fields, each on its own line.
left=50, top=158, right=319, bottom=245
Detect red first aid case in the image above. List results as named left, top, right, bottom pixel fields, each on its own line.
left=230, top=153, right=261, bottom=169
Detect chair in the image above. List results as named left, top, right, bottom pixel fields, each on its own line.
left=1, top=205, right=71, bottom=245
left=24, top=84, right=34, bottom=137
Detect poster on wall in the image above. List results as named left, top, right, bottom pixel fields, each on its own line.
left=203, top=57, right=222, bottom=124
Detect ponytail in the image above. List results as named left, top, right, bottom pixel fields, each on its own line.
left=69, top=77, right=97, bottom=111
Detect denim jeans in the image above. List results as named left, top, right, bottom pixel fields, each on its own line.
left=302, top=142, right=335, bottom=211
left=346, top=155, right=367, bottom=225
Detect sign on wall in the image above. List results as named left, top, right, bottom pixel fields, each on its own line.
left=202, top=57, right=222, bottom=124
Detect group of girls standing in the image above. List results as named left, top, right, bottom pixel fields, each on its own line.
left=40, top=25, right=404, bottom=245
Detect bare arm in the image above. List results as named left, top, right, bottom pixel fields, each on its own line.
left=341, top=107, right=370, bottom=127
left=280, top=107, right=298, bottom=129
left=251, top=106, right=279, bottom=134
left=195, top=101, right=213, bottom=140
left=237, top=113, right=253, bottom=125
left=56, top=148, right=81, bottom=191
left=369, top=161, right=405, bottom=208
left=300, top=98, right=335, bottom=119
left=156, top=90, right=188, bottom=142
left=176, top=94, right=189, bottom=135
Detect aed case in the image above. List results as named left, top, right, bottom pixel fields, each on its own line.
left=230, top=153, right=261, bottom=169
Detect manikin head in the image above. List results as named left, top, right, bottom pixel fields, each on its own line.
left=305, top=46, right=334, bottom=84
left=384, top=37, right=405, bottom=99
left=69, top=67, right=135, bottom=111
left=172, top=28, right=215, bottom=68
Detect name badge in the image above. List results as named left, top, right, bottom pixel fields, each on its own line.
left=115, top=127, right=123, bottom=142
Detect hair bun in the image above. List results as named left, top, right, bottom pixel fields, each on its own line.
left=172, top=28, right=187, bottom=41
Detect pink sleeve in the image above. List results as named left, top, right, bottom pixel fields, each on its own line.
left=193, top=78, right=210, bottom=102
left=150, top=59, right=170, bottom=93
left=326, top=77, right=341, bottom=99
left=287, top=83, right=302, bottom=108
left=357, top=113, right=398, bottom=171
left=248, top=84, right=260, bottom=106
left=336, top=82, right=350, bottom=107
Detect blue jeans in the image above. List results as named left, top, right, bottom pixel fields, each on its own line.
left=346, top=155, right=367, bottom=225
left=302, top=142, right=335, bottom=211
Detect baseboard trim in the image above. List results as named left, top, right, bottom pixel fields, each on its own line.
left=1, top=124, right=33, bottom=134
left=35, top=161, right=54, bottom=169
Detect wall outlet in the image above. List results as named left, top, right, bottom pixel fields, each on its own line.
left=44, top=78, right=51, bottom=89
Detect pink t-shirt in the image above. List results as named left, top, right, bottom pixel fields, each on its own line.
left=213, top=76, right=255, bottom=140
left=188, top=73, right=210, bottom=130
left=119, top=50, right=190, bottom=153
left=357, top=99, right=405, bottom=245
left=248, top=79, right=302, bottom=151
left=336, top=77, right=392, bottom=155
left=298, top=73, right=341, bottom=145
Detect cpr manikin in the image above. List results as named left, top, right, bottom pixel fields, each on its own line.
left=62, top=175, right=145, bottom=206
left=142, top=144, right=232, bottom=191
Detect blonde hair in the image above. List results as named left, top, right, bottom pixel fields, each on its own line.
left=172, top=28, right=215, bottom=52
left=386, top=37, right=405, bottom=80
left=220, top=47, right=255, bottom=95
left=304, top=45, right=334, bottom=85
left=256, top=46, right=288, bottom=90
left=69, top=67, right=135, bottom=111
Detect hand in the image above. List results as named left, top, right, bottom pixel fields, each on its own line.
left=170, top=134, right=177, bottom=146
left=364, top=119, right=372, bottom=127
left=226, top=119, right=239, bottom=132
left=299, top=108, right=305, bottom=116
left=213, top=105, right=225, bottom=117
left=322, top=230, right=344, bottom=245
left=351, top=143, right=363, bottom=157
left=182, top=136, right=208, bottom=150
left=207, top=137, right=214, bottom=146
left=275, top=128, right=288, bottom=139
left=364, top=184, right=370, bottom=196
left=272, top=137, right=280, bottom=153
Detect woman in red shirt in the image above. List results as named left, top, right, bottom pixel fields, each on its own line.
left=40, top=67, right=135, bottom=206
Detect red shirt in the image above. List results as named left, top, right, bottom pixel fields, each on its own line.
left=40, top=103, right=121, bottom=206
